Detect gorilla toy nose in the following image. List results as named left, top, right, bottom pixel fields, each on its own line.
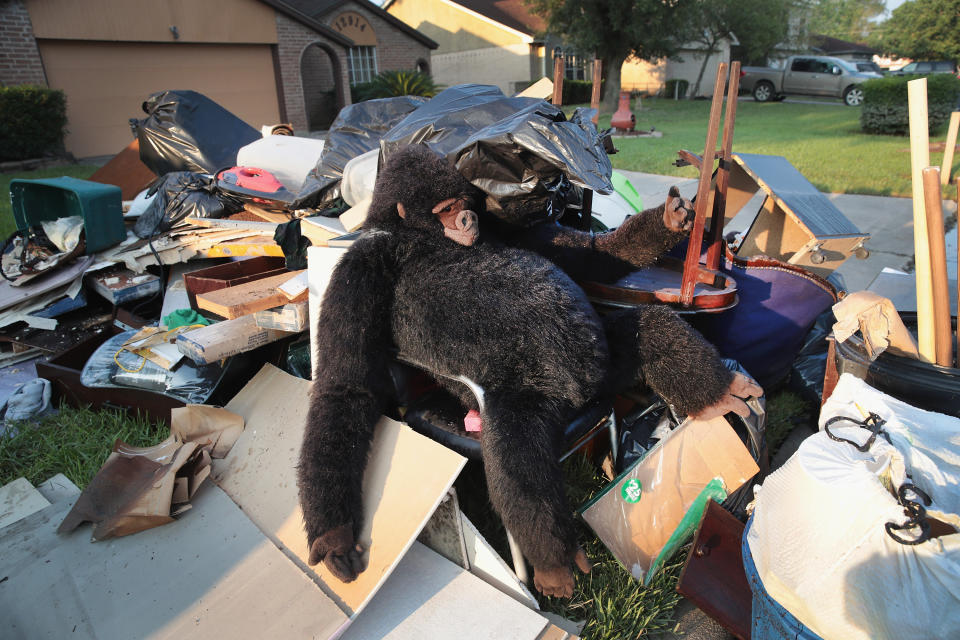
left=456, top=210, right=477, bottom=232
left=443, top=209, right=479, bottom=246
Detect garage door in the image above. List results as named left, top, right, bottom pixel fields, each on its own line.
left=38, top=40, right=281, bottom=159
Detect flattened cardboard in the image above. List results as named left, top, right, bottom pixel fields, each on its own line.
left=214, top=364, right=467, bottom=617
left=462, top=512, right=539, bottom=609
left=340, top=542, right=550, bottom=640
left=170, top=404, right=244, bottom=459
left=581, top=416, right=758, bottom=581
left=0, top=486, right=348, bottom=639
left=0, top=477, right=50, bottom=529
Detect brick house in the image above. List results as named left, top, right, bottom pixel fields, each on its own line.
left=0, top=0, right=435, bottom=158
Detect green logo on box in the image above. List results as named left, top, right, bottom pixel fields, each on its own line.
left=621, top=478, right=642, bottom=503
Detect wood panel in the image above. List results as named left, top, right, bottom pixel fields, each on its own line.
left=38, top=40, right=280, bottom=158
left=196, top=270, right=305, bottom=319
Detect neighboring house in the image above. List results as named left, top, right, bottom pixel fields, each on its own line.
left=808, top=34, right=877, bottom=64
left=0, top=0, right=434, bottom=158
left=384, top=0, right=553, bottom=95
left=282, top=0, right=437, bottom=127
left=621, top=40, right=734, bottom=98
left=385, top=0, right=731, bottom=99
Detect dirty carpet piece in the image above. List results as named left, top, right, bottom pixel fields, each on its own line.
left=214, top=363, right=467, bottom=617
left=57, top=436, right=199, bottom=540
left=0, top=486, right=348, bottom=639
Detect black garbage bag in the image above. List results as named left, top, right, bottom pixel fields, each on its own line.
left=134, top=172, right=243, bottom=238
left=293, top=96, right=427, bottom=210
left=788, top=308, right=835, bottom=405
left=131, top=90, right=260, bottom=176
left=616, top=359, right=767, bottom=520
left=379, top=84, right=614, bottom=227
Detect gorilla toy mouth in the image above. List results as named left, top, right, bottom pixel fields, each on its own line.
left=433, top=198, right=479, bottom=246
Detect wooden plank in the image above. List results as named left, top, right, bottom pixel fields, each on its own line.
left=213, top=365, right=468, bottom=617
left=922, top=167, right=953, bottom=366
left=195, top=270, right=305, bottom=319
left=87, top=139, right=156, bottom=200
left=245, top=204, right=295, bottom=224
left=677, top=500, right=751, bottom=640
left=681, top=63, right=728, bottom=306
left=941, top=112, right=960, bottom=184
left=707, top=61, right=741, bottom=271
left=909, top=78, right=935, bottom=362
left=197, top=236, right=285, bottom=259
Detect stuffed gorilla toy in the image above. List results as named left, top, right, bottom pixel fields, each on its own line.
left=298, top=145, right=761, bottom=597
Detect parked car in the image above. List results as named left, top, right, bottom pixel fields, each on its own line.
left=889, top=60, right=958, bottom=76
left=740, top=55, right=876, bottom=106
left=854, top=61, right=885, bottom=77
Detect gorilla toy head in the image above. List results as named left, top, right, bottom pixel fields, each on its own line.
left=365, top=145, right=485, bottom=246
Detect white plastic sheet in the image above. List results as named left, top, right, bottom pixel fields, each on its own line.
left=747, top=376, right=960, bottom=640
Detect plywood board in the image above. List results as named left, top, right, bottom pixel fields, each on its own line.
left=213, top=364, right=467, bottom=617
left=307, top=246, right=349, bottom=379
left=340, top=542, right=550, bottom=640
left=0, top=486, right=348, bottom=639
left=0, top=477, right=50, bottom=530
left=195, top=270, right=304, bottom=319
left=87, top=139, right=156, bottom=200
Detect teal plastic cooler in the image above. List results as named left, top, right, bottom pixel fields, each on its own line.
left=9, top=177, right=125, bottom=253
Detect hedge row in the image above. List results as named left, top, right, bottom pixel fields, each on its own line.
left=860, top=74, right=960, bottom=135
left=0, top=85, right=68, bottom=162
left=562, top=79, right=604, bottom=105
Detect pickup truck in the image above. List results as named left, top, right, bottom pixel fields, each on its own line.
left=740, top=55, right=877, bottom=106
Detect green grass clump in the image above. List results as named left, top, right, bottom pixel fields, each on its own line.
left=0, top=404, right=163, bottom=489
left=0, top=164, right=98, bottom=239
left=764, top=389, right=816, bottom=456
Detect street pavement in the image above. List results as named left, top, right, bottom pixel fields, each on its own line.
left=618, top=170, right=958, bottom=293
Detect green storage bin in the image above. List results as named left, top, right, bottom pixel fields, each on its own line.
left=9, top=176, right=126, bottom=253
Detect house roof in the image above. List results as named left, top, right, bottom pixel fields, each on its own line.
left=452, top=0, right=546, bottom=37
left=260, top=0, right=354, bottom=46
left=284, top=0, right=438, bottom=48
left=809, top=34, right=877, bottom=56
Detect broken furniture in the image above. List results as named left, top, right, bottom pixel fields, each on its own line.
left=181, top=256, right=286, bottom=310
left=724, top=153, right=870, bottom=278
left=10, top=177, right=126, bottom=253
left=393, top=357, right=619, bottom=584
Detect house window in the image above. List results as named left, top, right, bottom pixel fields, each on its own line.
left=349, top=46, right=378, bottom=84
left=564, top=52, right=588, bottom=81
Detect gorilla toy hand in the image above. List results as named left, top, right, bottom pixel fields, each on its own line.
left=662, top=186, right=697, bottom=233
left=307, top=522, right=365, bottom=583
left=533, top=548, right=592, bottom=598
left=691, top=372, right=763, bottom=421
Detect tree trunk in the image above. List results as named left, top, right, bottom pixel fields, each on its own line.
left=690, top=40, right=719, bottom=99
left=601, top=54, right=627, bottom=114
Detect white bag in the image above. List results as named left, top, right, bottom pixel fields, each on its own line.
left=747, top=388, right=960, bottom=639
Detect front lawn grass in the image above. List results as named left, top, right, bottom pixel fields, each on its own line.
left=579, top=97, right=956, bottom=199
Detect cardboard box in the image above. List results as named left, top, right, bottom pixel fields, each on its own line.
left=182, top=257, right=287, bottom=310
left=177, top=315, right=293, bottom=364
left=580, top=416, right=759, bottom=584
left=254, top=301, right=308, bottom=332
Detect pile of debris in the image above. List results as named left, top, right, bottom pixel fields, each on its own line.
left=0, top=72, right=957, bottom=640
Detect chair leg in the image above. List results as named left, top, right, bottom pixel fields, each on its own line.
left=607, top=410, right=619, bottom=463
left=506, top=528, right=529, bottom=584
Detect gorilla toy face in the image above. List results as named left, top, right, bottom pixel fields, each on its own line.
left=397, top=196, right=479, bottom=246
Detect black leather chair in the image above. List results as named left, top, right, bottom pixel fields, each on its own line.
left=387, top=357, right=618, bottom=583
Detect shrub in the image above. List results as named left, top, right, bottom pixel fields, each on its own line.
left=663, top=79, right=689, bottom=99
left=0, top=85, right=68, bottom=162
left=860, top=74, right=960, bottom=135
left=357, top=70, right=442, bottom=100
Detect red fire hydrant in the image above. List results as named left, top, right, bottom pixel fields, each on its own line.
left=610, top=91, right=635, bottom=131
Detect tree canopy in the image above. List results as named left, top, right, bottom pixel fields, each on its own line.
left=803, top=0, right=886, bottom=42
left=525, top=0, right=695, bottom=109
left=873, top=0, right=960, bottom=62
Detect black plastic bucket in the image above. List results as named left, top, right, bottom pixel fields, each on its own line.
left=833, top=313, right=960, bottom=418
